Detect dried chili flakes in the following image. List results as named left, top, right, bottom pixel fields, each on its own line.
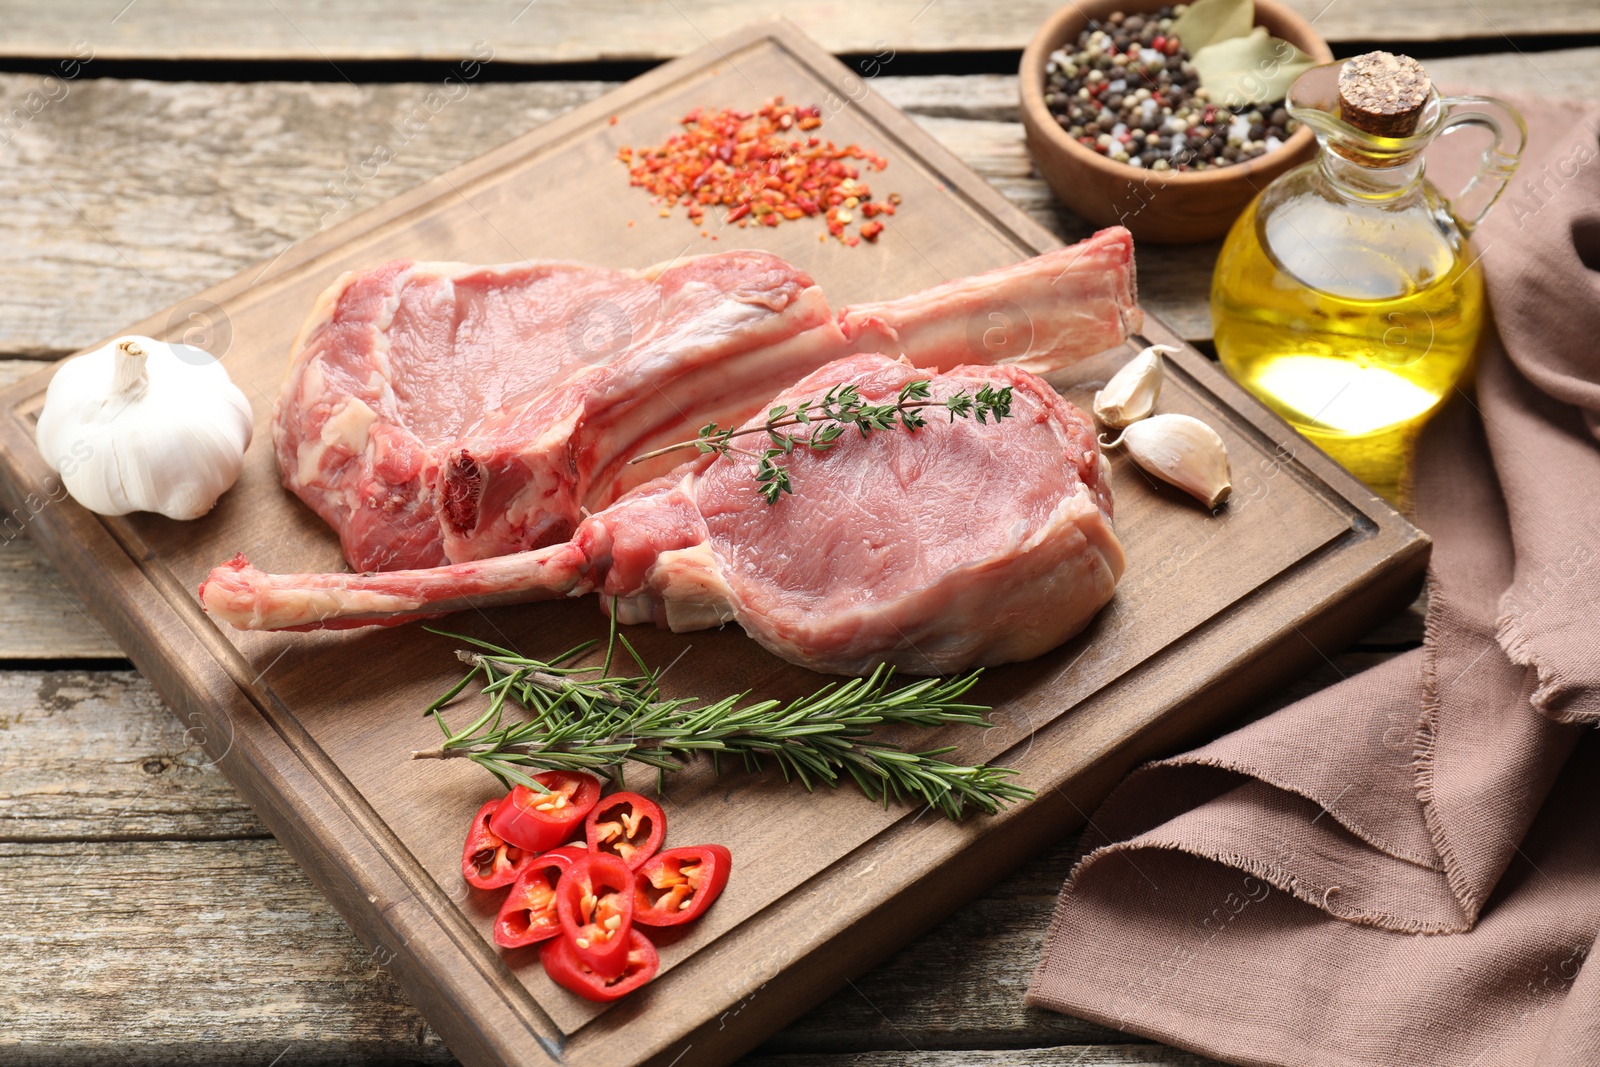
left=617, top=97, right=895, bottom=246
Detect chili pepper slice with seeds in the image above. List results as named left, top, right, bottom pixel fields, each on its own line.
left=540, top=928, right=659, bottom=1003
left=633, top=844, right=732, bottom=927
left=555, top=853, right=636, bottom=978
left=584, top=791, right=665, bottom=870
left=493, top=843, right=587, bottom=948
left=491, top=771, right=601, bottom=854
left=461, top=797, right=535, bottom=890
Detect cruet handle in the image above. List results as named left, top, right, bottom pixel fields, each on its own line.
left=1435, top=95, right=1527, bottom=234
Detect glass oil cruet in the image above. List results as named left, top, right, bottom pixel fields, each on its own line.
left=1211, top=52, right=1525, bottom=502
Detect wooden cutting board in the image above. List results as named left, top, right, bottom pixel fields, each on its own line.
left=0, top=18, right=1427, bottom=1067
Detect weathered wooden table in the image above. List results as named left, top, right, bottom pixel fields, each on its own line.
left=1, top=4, right=1595, bottom=1064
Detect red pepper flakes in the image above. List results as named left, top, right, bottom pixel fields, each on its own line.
left=616, top=97, right=894, bottom=246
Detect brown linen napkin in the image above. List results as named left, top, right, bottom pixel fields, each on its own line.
left=1027, top=95, right=1600, bottom=1066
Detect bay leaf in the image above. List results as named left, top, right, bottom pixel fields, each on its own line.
left=1168, top=0, right=1254, bottom=53
left=1191, top=27, right=1318, bottom=110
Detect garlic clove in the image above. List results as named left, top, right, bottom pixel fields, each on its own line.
left=1104, top=413, right=1232, bottom=508
left=1093, top=344, right=1177, bottom=428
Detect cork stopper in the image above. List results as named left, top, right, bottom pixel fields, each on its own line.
left=1337, top=52, right=1431, bottom=138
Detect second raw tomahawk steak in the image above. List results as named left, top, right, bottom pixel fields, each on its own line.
left=204, top=354, right=1125, bottom=675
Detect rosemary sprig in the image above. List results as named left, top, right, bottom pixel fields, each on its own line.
left=630, top=378, right=1015, bottom=503
left=411, top=625, right=1034, bottom=819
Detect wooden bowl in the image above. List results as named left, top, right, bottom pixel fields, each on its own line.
left=1020, top=0, right=1333, bottom=244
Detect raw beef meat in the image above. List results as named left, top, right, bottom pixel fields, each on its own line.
left=204, top=354, right=1125, bottom=675
left=276, top=251, right=834, bottom=571
left=275, top=229, right=1138, bottom=574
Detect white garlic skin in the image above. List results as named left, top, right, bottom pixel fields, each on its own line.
left=1093, top=344, right=1177, bottom=428
left=1114, top=413, right=1232, bottom=508
left=35, top=335, right=253, bottom=520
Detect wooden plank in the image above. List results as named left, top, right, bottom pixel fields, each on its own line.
left=0, top=639, right=1379, bottom=1065
left=0, top=77, right=615, bottom=359
left=5, top=73, right=1164, bottom=359
left=0, top=0, right=1594, bottom=65
left=0, top=670, right=262, bottom=841
left=0, top=362, right=33, bottom=390
left=1428, top=46, right=1600, bottom=100
left=0, top=654, right=1379, bottom=842
left=0, top=360, right=123, bottom=658
left=0, top=637, right=1405, bottom=1065
left=2, top=666, right=1127, bottom=1058
left=0, top=647, right=1385, bottom=1062
left=0, top=837, right=1166, bottom=1064
left=0, top=669, right=1118, bottom=1056
left=762, top=843, right=1160, bottom=1055
left=0, top=839, right=455, bottom=1066
left=4, top=49, right=1598, bottom=361
left=0, top=537, right=121, bottom=659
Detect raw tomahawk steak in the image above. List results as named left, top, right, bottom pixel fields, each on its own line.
left=204, top=354, right=1125, bottom=675
left=275, top=228, right=1138, bottom=574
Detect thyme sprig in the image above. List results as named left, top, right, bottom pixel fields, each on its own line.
left=630, top=378, right=1015, bottom=503
left=411, top=624, right=1033, bottom=819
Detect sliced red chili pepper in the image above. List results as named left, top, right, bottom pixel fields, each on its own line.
left=556, top=853, right=636, bottom=978
left=490, top=771, right=601, bottom=854
left=584, top=791, right=665, bottom=870
left=633, top=845, right=732, bottom=927
left=493, top=844, right=587, bottom=948
left=540, top=928, right=658, bottom=1003
left=461, top=797, right=534, bottom=890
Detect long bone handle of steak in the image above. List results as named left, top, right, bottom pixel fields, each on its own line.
left=581, top=228, right=1139, bottom=507
left=838, top=226, right=1139, bottom=374
left=200, top=545, right=591, bottom=632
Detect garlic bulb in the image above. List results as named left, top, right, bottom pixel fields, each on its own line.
left=1094, top=344, right=1177, bottom=428
left=35, top=335, right=253, bottom=520
left=1103, top=413, right=1232, bottom=508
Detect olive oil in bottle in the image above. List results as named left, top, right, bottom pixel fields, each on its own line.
left=1211, top=52, right=1522, bottom=502
left=1213, top=195, right=1484, bottom=500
